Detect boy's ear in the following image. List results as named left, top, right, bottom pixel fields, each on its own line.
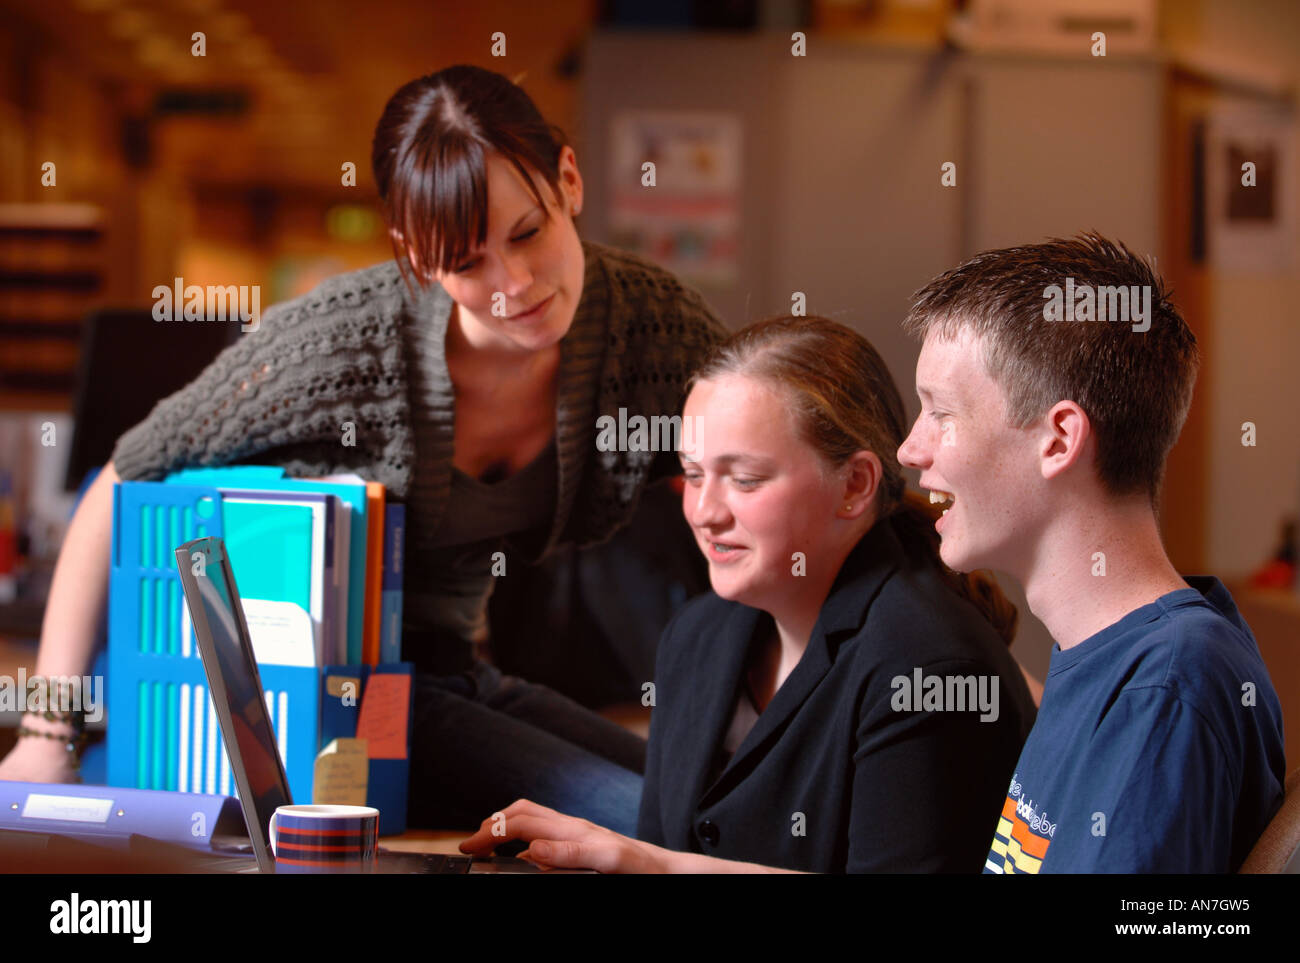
left=1039, top=401, right=1091, bottom=481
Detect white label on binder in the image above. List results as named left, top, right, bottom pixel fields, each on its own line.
left=22, top=793, right=114, bottom=823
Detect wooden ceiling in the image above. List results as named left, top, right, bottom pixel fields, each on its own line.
left=4, top=0, right=595, bottom=194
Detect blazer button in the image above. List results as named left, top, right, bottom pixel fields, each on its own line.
left=697, top=818, right=720, bottom=847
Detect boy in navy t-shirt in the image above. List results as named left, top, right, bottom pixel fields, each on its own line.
left=984, top=577, right=1282, bottom=872
left=897, top=233, right=1286, bottom=873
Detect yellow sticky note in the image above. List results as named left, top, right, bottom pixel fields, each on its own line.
left=355, top=673, right=411, bottom=760
left=312, top=737, right=369, bottom=806
left=326, top=675, right=361, bottom=701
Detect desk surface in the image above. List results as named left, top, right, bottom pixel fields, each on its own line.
left=0, top=826, right=483, bottom=872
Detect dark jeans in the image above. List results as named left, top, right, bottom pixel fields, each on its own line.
left=406, top=660, right=646, bottom=837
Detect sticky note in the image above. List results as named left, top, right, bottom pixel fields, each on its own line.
left=326, top=675, right=360, bottom=701
left=312, top=738, right=369, bottom=806
left=355, top=673, right=411, bottom=760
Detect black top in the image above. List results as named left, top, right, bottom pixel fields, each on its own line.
left=402, top=440, right=558, bottom=675
left=637, top=514, right=1037, bottom=873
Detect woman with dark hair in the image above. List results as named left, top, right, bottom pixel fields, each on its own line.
left=460, top=316, right=1037, bottom=872
left=0, top=65, right=727, bottom=837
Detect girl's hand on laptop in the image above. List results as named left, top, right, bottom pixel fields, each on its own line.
left=459, top=799, right=671, bottom=873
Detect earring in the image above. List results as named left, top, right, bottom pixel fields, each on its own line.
left=844, top=504, right=853, bottom=512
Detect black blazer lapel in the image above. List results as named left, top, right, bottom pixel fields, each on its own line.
left=698, top=517, right=909, bottom=807
left=674, top=602, right=763, bottom=813
left=700, top=624, right=833, bottom=807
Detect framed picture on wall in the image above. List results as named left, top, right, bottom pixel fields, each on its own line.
left=1202, top=103, right=1297, bottom=274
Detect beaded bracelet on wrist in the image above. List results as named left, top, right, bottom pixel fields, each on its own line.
left=31, top=708, right=84, bottom=727
left=16, top=726, right=88, bottom=766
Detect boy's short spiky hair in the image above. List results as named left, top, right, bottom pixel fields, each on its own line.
left=902, top=232, right=1199, bottom=501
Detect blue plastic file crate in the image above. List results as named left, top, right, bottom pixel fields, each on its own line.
left=107, top=482, right=318, bottom=804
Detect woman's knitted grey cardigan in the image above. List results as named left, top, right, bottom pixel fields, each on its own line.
left=111, top=240, right=728, bottom=562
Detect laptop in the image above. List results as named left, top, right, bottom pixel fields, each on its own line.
left=173, top=534, right=544, bottom=874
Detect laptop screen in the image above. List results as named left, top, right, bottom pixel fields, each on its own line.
left=175, top=535, right=293, bottom=872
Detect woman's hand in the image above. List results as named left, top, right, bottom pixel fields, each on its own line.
left=0, top=736, right=81, bottom=784
left=459, top=799, right=671, bottom=873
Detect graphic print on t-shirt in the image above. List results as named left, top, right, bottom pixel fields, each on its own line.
left=985, top=773, right=1055, bottom=874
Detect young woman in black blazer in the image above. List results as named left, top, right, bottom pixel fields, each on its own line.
left=461, top=316, right=1037, bottom=872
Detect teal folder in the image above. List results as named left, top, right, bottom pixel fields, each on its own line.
left=221, top=501, right=314, bottom=611
left=165, top=466, right=370, bottom=663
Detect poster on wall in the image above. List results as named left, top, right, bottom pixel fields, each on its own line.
left=1204, top=104, right=1297, bottom=274
left=609, top=110, right=742, bottom=287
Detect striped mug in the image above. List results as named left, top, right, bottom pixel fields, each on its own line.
left=268, top=804, right=379, bottom=873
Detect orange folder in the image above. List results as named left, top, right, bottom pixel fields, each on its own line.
left=362, top=481, right=386, bottom=666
